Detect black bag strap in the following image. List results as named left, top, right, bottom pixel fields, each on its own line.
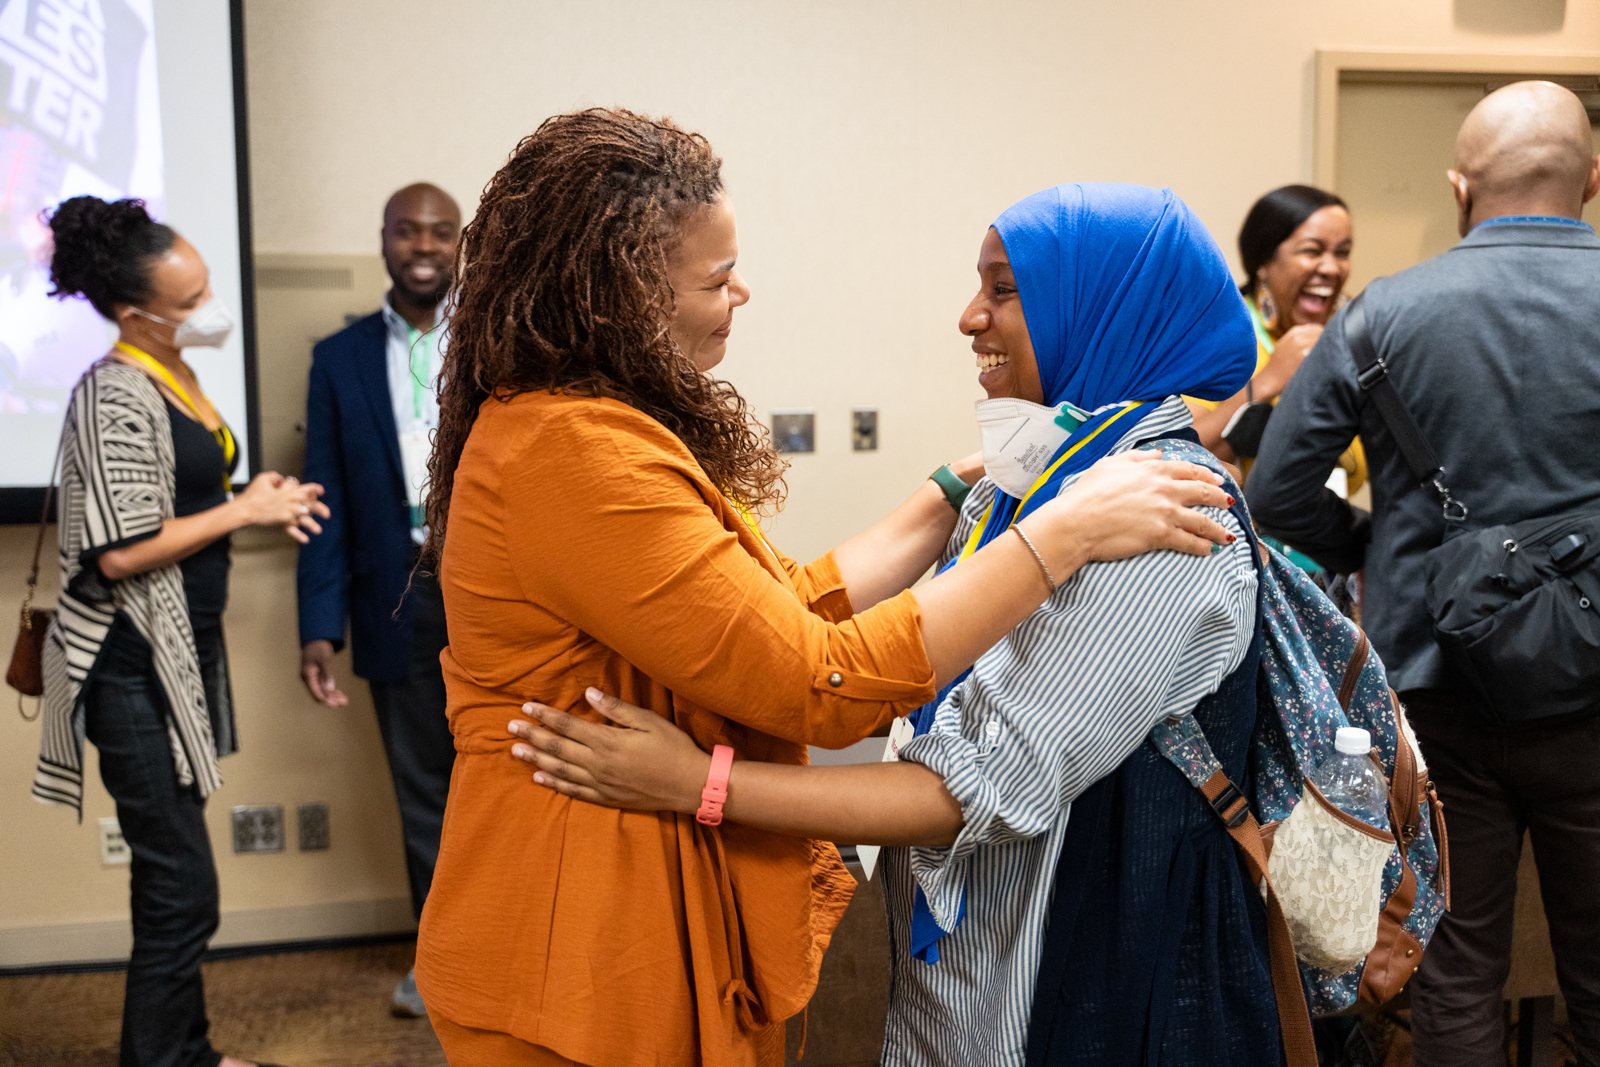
left=1344, top=293, right=1469, bottom=524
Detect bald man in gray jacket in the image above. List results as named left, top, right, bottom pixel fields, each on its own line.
left=1248, top=82, right=1600, bottom=1066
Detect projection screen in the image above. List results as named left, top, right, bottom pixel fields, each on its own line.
left=0, top=0, right=257, bottom=522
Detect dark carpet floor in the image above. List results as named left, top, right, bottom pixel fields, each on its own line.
left=0, top=940, right=446, bottom=1067
left=0, top=937, right=1577, bottom=1067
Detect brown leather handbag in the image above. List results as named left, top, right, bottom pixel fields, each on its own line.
left=8, top=442, right=61, bottom=718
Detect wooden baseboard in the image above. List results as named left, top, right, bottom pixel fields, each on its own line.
left=0, top=895, right=416, bottom=969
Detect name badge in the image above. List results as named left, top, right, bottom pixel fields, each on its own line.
left=855, top=715, right=917, bottom=881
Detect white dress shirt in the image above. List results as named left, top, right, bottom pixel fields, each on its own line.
left=381, top=295, right=446, bottom=540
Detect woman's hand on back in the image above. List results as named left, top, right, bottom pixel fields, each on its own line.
left=509, top=688, right=711, bottom=813
left=1024, top=449, right=1234, bottom=567
left=232, top=472, right=330, bottom=543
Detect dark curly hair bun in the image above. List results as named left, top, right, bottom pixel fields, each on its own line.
left=46, top=196, right=176, bottom=320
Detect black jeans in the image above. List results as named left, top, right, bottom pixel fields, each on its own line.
left=1407, top=691, right=1600, bottom=1067
left=85, top=619, right=223, bottom=1067
left=368, top=568, right=455, bottom=920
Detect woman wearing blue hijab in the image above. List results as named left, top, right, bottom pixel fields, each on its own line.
left=509, top=184, right=1278, bottom=1067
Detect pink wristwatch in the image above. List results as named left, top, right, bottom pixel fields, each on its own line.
left=696, top=745, right=736, bottom=826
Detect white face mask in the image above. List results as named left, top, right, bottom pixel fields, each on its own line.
left=975, top=397, right=1090, bottom=498
left=130, top=295, right=235, bottom=349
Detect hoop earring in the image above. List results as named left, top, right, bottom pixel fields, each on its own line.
left=1256, top=274, right=1279, bottom=331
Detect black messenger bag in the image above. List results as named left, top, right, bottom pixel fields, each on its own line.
left=1344, top=294, right=1600, bottom=729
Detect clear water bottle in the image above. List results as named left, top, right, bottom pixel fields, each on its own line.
left=1311, top=727, right=1389, bottom=830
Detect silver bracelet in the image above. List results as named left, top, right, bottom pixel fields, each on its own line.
left=1011, top=524, right=1058, bottom=593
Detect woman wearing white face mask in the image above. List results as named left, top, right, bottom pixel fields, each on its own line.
left=32, top=197, right=326, bottom=1067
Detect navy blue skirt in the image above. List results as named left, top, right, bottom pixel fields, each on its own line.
left=1025, top=597, right=1284, bottom=1067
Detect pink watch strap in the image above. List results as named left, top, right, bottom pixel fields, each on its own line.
left=696, top=745, right=736, bottom=826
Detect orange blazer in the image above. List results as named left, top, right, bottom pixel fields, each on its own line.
left=414, top=392, right=937, bottom=1067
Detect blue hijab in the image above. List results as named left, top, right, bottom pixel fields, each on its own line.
left=905, top=184, right=1256, bottom=963
left=1000, top=182, right=1255, bottom=413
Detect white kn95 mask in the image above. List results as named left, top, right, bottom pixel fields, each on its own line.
left=131, top=295, right=235, bottom=349
left=975, top=397, right=1090, bottom=498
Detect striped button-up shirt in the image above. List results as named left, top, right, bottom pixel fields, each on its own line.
left=880, top=397, right=1257, bottom=1066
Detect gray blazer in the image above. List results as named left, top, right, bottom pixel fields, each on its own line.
left=1246, top=219, right=1600, bottom=694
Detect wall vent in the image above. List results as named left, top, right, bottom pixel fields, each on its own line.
left=256, top=266, right=355, bottom=291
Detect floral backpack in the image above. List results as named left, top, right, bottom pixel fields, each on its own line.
left=1147, top=447, right=1450, bottom=1067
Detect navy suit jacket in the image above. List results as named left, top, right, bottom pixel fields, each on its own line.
left=296, top=311, right=417, bottom=683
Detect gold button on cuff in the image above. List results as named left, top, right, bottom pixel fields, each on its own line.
left=1406, top=948, right=1415, bottom=958
left=827, top=672, right=844, bottom=688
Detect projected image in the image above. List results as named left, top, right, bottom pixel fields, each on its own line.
left=0, top=0, right=162, bottom=483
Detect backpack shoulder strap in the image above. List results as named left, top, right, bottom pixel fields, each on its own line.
left=1146, top=485, right=1316, bottom=1066
left=1343, top=293, right=1468, bottom=523
left=1149, top=716, right=1317, bottom=1067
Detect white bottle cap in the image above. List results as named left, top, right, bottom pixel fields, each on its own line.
left=1335, top=726, right=1372, bottom=756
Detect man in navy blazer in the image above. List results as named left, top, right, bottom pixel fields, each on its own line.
left=296, top=183, right=461, bottom=1018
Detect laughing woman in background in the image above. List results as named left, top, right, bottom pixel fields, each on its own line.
left=1184, top=185, right=1365, bottom=492
left=34, top=196, right=327, bottom=1067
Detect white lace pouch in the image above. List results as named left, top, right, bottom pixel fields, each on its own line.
left=1266, top=779, right=1394, bottom=974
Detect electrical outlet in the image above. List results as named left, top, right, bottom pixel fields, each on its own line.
left=298, top=803, right=330, bottom=851
left=770, top=410, right=815, bottom=454
left=231, top=805, right=285, bottom=853
left=99, top=816, right=129, bottom=866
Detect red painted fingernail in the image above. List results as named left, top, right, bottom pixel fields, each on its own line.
left=1227, top=534, right=1237, bottom=543
left=1225, top=496, right=1235, bottom=506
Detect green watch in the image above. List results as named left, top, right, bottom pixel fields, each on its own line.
left=929, top=464, right=972, bottom=512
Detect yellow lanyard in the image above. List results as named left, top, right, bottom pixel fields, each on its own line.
left=956, top=401, right=1147, bottom=564
left=729, top=496, right=780, bottom=567
left=730, top=497, right=768, bottom=543
left=113, top=342, right=237, bottom=480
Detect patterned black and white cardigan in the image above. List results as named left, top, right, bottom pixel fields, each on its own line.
left=33, top=359, right=235, bottom=815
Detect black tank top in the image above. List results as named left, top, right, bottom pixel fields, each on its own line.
left=167, top=399, right=239, bottom=625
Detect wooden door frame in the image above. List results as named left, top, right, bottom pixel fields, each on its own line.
left=1313, top=49, right=1600, bottom=189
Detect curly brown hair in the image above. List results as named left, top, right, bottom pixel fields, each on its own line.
left=421, top=108, right=785, bottom=565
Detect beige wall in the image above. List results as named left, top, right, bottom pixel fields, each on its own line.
left=4, top=0, right=1599, bottom=963
left=0, top=529, right=414, bottom=966
left=240, top=0, right=1600, bottom=567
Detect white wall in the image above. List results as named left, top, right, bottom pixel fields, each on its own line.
left=4, top=0, right=1598, bottom=961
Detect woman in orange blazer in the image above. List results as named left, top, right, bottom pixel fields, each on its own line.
left=412, top=109, right=1235, bottom=1067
